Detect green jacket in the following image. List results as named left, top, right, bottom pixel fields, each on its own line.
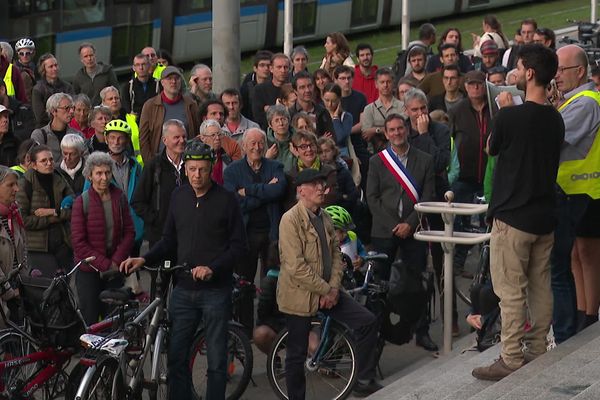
left=16, top=169, right=73, bottom=252
left=266, top=127, right=296, bottom=173
left=484, top=155, right=496, bottom=203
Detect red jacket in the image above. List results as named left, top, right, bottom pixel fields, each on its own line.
left=352, top=65, right=379, bottom=104
left=71, top=185, right=135, bottom=272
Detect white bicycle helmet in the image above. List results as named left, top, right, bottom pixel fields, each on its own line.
left=15, top=38, right=35, bottom=51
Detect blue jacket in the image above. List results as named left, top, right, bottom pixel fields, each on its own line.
left=223, top=156, right=286, bottom=241
left=84, top=156, right=144, bottom=244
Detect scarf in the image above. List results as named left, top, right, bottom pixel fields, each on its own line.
left=161, top=91, right=182, bottom=105
left=60, top=158, right=83, bottom=180
left=0, top=202, right=24, bottom=235
left=298, top=157, right=321, bottom=171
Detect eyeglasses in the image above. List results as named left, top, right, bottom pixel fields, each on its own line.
left=37, top=157, right=54, bottom=164
left=556, top=65, right=581, bottom=74
left=295, top=143, right=317, bottom=151
left=57, top=105, right=75, bottom=111
left=18, top=51, right=33, bottom=57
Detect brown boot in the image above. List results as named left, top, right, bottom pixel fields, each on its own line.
left=472, top=358, right=519, bottom=381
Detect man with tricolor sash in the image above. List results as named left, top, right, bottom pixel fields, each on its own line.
left=550, top=45, right=600, bottom=344
left=366, top=113, right=437, bottom=351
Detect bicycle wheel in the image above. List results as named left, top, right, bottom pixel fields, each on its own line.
left=267, top=320, right=358, bottom=400
left=0, top=330, right=49, bottom=399
left=456, top=242, right=491, bottom=307
left=190, top=324, right=254, bottom=400
left=74, top=357, right=122, bottom=400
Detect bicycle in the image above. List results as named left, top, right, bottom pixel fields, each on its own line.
left=266, top=253, right=388, bottom=400
left=0, top=257, right=135, bottom=400
left=73, top=263, right=253, bottom=400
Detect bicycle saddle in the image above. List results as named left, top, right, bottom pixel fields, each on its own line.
left=99, top=287, right=134, bottom=306
left=363, top=253, right=389, bottom=262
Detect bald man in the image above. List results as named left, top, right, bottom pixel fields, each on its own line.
left=551, top=45, right=600, bottom=343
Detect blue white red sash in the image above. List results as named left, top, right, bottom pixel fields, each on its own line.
left=378, top=146, right=421, bottom=204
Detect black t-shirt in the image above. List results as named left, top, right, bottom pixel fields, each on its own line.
left=341, top=90, right=368, bottom=151
left=487, top=101, right=565, bottom=234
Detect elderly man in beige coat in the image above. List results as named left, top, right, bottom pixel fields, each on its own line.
left=277, top=168, right=382, bottom=399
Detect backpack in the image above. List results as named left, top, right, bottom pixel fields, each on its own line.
left=392, top=44, right=427, bottom=83
left=383, top=259, right=432, bottom=346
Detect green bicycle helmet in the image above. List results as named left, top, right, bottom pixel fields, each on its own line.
left=325, top=205, right=355, bottom=230
left=183, top=139, right=214, bottom=162
left=104, top=119, right=131, bottom=136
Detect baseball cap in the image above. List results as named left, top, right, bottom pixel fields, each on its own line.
left=480, top=40, right=499, bottom=55
left=296, top=169, right=327, bottom=187
left=0, top=105, right=10, bottom=115
left=465, top=70, right=486, bottom=84
left=160, top=66, right=184, bottom=80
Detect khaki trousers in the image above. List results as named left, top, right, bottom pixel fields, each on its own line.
left=490, top=219, right=554, bottom=369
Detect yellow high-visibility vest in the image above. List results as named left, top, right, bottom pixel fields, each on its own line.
left=557, top=90, right=600, bottom=199
left=153, top=64, right=166, bottom=81
left=126, top=113, right=144, bottom=167
left=3, top=64, right=15, bottom=97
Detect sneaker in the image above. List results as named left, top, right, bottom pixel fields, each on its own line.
left=353, top=379, right=384, bottom=397
left=472, top=358, right=519, bottom=381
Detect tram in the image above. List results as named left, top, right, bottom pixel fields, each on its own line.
left=1, top=0, right=533, bottom=77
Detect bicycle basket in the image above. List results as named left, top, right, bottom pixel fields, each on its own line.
left=20, top=276, right=84, bottom=347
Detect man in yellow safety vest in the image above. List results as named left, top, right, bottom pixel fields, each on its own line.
left=550, top=44, right=600, bottom=344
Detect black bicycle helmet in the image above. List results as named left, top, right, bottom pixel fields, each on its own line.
left=183, top=139, right=214, bottom=162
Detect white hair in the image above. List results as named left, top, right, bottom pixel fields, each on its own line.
left=60, top=134, right=87, bottom=154
left=162, top=119, right=187, bottom=138
left=46, top=92, right=73, bottom=115
left=99, top=86, right=119, bottom=102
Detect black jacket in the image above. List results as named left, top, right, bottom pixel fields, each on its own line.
left=448, top=98, right=491, bottom=184
left=408, top=120, right=451, bottom=197
left=120, top=77, right=160, bottom=116
left=57, top=158, right=86, bottom=196
left=143, top=183, right=248, bottom=290
left=132, top=150, right=187, bottom=245
left=0, top=133, right=19, bottom=167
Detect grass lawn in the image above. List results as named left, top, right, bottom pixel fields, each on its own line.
left=237, top=0, right=597, bottom=74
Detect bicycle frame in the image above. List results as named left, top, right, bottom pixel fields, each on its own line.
left=0, top=258, right=134, bottom=399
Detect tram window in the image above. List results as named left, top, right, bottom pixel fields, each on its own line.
left=351, top=0, right=378, bottom=26
left=63, top=0, right=106, bottom=27
left=9, top=0, right=57, bottom=16
left=294, top=1, right=317, bottom=37
left=468, top=0, right=490, bottom=5
left=188, top=0, right=211, bottom=11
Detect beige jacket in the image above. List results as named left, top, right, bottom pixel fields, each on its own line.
left=277, top=201, right=343, bottom=317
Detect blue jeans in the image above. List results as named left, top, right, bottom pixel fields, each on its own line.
left=168, top=286, right=231, bottom=400
left=551, top=191, right=589, bottom=343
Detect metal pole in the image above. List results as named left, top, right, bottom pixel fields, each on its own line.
left=592, top=0, right=598, bottom=22
left=402, top=0, right=410, bottom=50
left=284, top=0, right=294, bottom=56
left=212, top=0, right=240, bottom=93
left=441, top=213, right=455, bottom=355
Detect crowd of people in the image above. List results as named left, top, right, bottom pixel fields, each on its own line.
left=0, top=12, right=600, bottom=399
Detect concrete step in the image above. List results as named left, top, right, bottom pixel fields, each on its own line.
left=369, top=323, right=600, bottom=400
left=572, top=380, right=600, bottom=400
left=366, top=333, right=497, bottom=400
left=469, top=323, right=600, bottom=400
